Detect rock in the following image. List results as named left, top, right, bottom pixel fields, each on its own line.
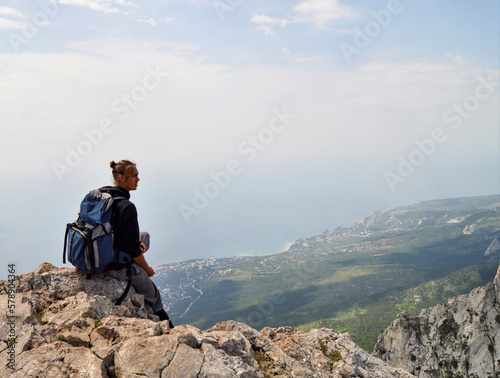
left=359, top=211, right=385, bottom=228
left=485, top=236, right=500, bottom=258
left=9, top=341, right=107, bottom=378
left=374, top=264, right=500, bottom=377
left=161, top=342, right=204, bottom=377
left=0, top=263, right=414, bottom=377
left=463, top=224, right=476, bottom=234
left=115, top=334, right=179, bottom=377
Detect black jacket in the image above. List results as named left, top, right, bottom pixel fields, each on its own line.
left=99, top=186, right=142, bottom=260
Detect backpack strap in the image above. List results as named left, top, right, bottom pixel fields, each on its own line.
left=115, top=259, right=132, bottom=306
left=63, top=225, right=70, bottom=264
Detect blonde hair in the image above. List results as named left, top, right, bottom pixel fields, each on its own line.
left=110, top=160, right=136, bottom=185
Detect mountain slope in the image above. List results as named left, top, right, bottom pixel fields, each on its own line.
left=300, top=261, right=499, bottom=351
left=374, top=264, right=500, bottom=377
left=153, top=195, right=500, bottom=350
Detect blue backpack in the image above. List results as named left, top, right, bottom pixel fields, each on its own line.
left=63, top=189, right=132, bottom=305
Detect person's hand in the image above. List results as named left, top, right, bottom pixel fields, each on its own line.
left=145, top=266, right=155, bottom=277
left=140, top=242, right=148, bottom=253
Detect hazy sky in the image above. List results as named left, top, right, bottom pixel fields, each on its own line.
left=1, top=0, right=499, bottom=278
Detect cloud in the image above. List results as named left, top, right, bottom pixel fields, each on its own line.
left=256, top=25, right=273, bottom=36
left=0, top=5, right=27, bottom=29
left=279, top=47, right=325, bottom=63
left=0, top=6, right=26, bottom=18
left=58, top=0, right=121, bottom=14
left=115, top=0, right=138, bottom=7
left=445, top=53, right=470, bottom=67
left=0, top=17, right=26, bottom=30
left=293, top=0, right=358, bottom=28
left=138, top=17, right=158, bottom=26
left=281, top=47, right=291, bottom=55
left=252, top=14, right=289, bottom=27
left=2, top=39, right=497, bottom=180
left=136, top=16, right=174, bottom=26
left=251, top=13, right=289, bottom=36
left=252, top=0, right=358, bottom=35
left=56, top=0, right=171, bottom=26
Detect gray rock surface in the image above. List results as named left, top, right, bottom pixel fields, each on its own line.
left=374, top=264, right=500, bottom=377
left=1, top=263, right=413, bottom=377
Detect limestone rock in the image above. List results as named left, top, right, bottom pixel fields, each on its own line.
left=374, top=264, right=500, bottom=377
left=1, top=263, right=413, bottom=377
left=463, top=224, right=476, bottom=235
left=9, top=341, right=107, bottom=378
left=485, top=236, right=500, bottom=258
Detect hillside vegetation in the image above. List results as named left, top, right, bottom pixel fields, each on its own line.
left=153, top=195, right=500, bottom=351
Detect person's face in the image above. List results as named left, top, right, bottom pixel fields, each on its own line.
left=118, top=167, right=140, bottom=191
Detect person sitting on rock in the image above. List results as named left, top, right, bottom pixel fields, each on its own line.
left=101, top=159, right=174, bottom=328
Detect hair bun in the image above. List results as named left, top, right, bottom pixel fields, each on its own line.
left=110, top=161, right=117, bottom=169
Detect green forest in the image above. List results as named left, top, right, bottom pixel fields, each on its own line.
left=153, top=195, right=500, bottom=352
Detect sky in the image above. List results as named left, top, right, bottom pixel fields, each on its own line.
left=0, top=0, right=499, bottom=278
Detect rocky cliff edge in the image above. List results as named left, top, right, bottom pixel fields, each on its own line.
left=0, top=263, right=413, bottom=377
left=374, top=264, right=500, bottom=377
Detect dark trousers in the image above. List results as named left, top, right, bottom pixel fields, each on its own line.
left=106, top=232, right=164, bottom=313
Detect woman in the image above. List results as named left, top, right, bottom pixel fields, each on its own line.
left=101, top=160, right=173, bottom=328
